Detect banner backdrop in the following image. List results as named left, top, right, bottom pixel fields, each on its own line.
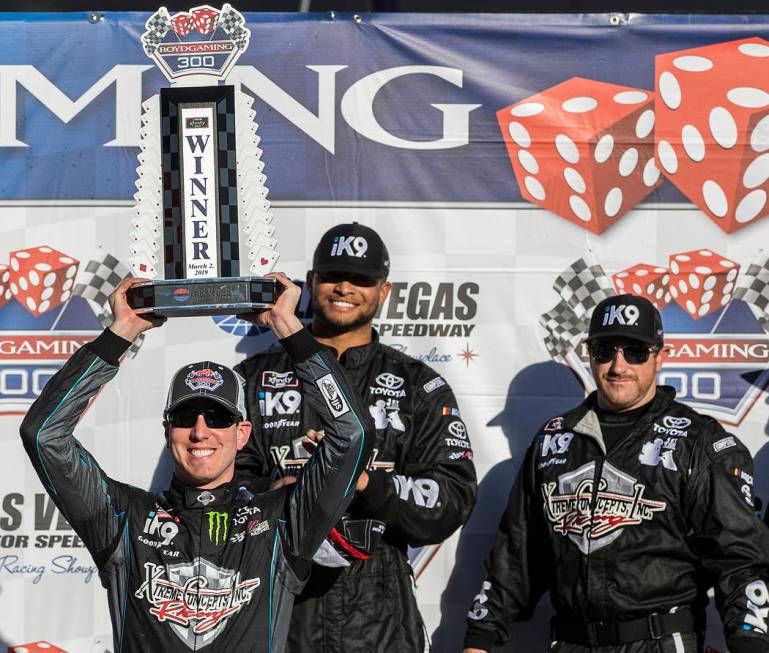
left=1, top=11, right=769, bottom=652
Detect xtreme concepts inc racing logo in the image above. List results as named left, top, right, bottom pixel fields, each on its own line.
left=543, top=461, right=666, bottom=554
left=0, top=245, right=107, bottom=417
left=136, top=557, right=260, bottom=647
left=541, top=250, right=769, bottom=426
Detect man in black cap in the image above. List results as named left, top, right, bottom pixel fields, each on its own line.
left=20, top=273, right=374, bottom=652
left=464, top=294, right=769, bottom=653
left=237, top=222, right=477, bottom=651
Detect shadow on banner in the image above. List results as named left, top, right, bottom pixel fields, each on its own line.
left=432, top=361, right=585, bottom=652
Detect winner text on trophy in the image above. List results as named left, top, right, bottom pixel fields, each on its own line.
left=127, top=3, right=278, bottom=317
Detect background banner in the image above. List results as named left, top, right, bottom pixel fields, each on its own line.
left=1, top=11, right=769, bottom=651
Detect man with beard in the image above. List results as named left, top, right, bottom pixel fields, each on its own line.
left=236, top=222, right=477, bottom=651
left=463, top=294, right=769, bottom=653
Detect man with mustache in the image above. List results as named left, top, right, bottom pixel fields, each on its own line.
left=465, top=294, right=769, bottom=653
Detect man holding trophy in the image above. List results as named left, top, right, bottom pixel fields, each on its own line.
left=20, top=5, right=376, bottom=650
left=20, top=273, right=374, bottom=650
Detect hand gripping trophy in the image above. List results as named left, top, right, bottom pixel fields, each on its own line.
left=128, top=4, right=278, bottom=316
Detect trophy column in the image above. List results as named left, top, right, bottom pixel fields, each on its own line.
left=127, top=3, right=278, bottom=317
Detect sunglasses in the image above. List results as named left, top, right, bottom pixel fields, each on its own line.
left=167, top=408, right=240, bottom=429
left=588, top=342, right=658, bottom=365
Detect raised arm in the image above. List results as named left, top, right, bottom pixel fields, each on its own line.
left=19, top=277, right=163, bottom=559
left=250, top=273, right=375, bottom=560
left=279, top=329, right=374, bottom=558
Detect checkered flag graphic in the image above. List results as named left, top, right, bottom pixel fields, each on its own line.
left=232, top=28, right=249, bottom=49
left=218, top=5, right=250, bottom=50
left=553, top=257, right=616, bottom=318
left=142, top=9, right=172, bottom=55
left=218, top=4, right=244, bottom=33
left=73, top=249, right=130, bottom=307
left=734, top=250, right=769, bottom=331
left=540, top=300, right=588, bottom=362
left=74, top=248, right=144, bottom=357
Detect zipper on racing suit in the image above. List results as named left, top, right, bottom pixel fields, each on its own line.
left=584, top=454, right=605, bottom=624
left=581, top=408, right=656, bottom=629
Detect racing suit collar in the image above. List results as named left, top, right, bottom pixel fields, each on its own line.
left=566, top=385, right=677, bottom=454
left=339, top=329, right=380, bottom=369
left=167, top=474, right=256, bottom=510
left=305, top=325, right=380, bottom=370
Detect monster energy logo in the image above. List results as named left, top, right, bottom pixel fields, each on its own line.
left=207, top=511, right=229, bottom=545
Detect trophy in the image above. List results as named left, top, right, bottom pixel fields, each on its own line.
left=126, top=4, right=278, bottom=317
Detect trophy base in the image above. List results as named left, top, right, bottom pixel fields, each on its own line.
left=126, top=277, right=276, bottom=317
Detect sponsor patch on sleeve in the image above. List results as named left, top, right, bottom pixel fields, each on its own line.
left=713, top=436, right=736, bottom=453
left=316, top=373, right=350, bottom=418
left=423, top=377, right=446, bottom=394
left=441, top=406, right=461, bottom=417
left=734, top=467, right=754, bottom=486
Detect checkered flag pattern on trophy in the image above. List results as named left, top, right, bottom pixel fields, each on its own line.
left=734, top=249, right=769, bottom=332
left=141, top=7, right=172, bottom=55
left=217, top=3, right=250, bottom=49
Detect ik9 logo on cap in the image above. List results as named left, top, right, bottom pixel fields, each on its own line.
left=331, top=236, right=368, bottom=258
left=602, top=304, right=640, bottom=326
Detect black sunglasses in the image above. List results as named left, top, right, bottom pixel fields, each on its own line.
left=588, top=342, right=658, bottom=365
left=167, top=408, right=240, bottom=429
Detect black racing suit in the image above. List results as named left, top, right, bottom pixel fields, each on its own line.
left=464, top=387, right=769, bottom=653
left=235, top=330, right=477, bottom=652
left=20, top=327, right=374, bottom=653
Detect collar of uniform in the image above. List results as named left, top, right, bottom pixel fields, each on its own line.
left=340, top=329, right=380, bottom=368
left=167, top=474, right=254, bottom=509
left=565, top=385, right=677, bottom=453
left=305, top=325, right=380, bottom=369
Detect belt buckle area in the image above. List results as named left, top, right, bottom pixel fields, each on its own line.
left=647, top=613, right=663, bottom=640
left=589, top=621, right=617, bottom=646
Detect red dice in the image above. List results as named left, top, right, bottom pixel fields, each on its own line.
left=613, top=264, right=672, bottom=310
left=171, top=13, right=193, bottom=36
left=8, top=246, right=79, bottom=316
left=655, top=37, right=769, bottom=232
left=497, top=76, right=662, bottom=234
left=667, top=249, right=739, bottom=318
left=9, top=642, right=68, bottom=653
left=0, top=263, right=10, bottom=308
left=192, top=7, right=219, bottom=35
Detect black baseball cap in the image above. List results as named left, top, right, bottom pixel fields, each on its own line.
left=312, top=222, right=390, bottom=279
left=164, top=361, right=247, bottom=421
left=587, top=294, right=664, bottom=346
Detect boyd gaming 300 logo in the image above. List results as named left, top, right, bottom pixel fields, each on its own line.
left=544, top=250, right=769, bottom=426
left=0, top=245, right=102, bottom=419
left=141, top=4, right=250, bottom=83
